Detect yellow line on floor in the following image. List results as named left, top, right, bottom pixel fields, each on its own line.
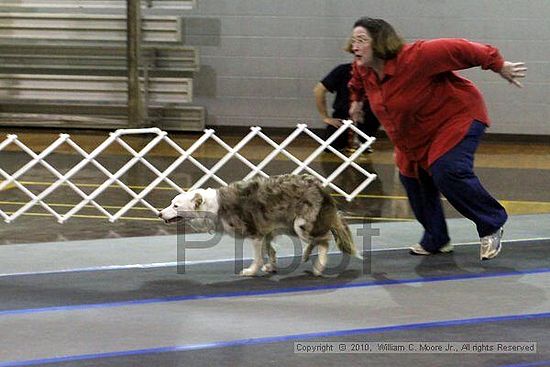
left=334, top=193, right=409, bottom=200
left=0, top=211, right=407, bottom=222
left=12, top=181, right=177, bottom=191
left=6, top=181, right=408, bottom=200
left=3, top=136, right=550, bottom=170
left=0, top=181, right=415, bottom=201
left=2, top=198, right=550, bottom=214
left=500, top=200, right=550, bottom=214
left=9, top=181, right=550, bottom=209
left=0, top=202, right=413, bottom=221
left=345, top=216, right=414, bottom=222
left=0, top=201, right=150, bottom=211
left=1, top=211, right=160, bottom=221
left=0, top=182, right=16, bottom=192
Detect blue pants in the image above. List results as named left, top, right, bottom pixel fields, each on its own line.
left=399, top=121, right=508, bottom=252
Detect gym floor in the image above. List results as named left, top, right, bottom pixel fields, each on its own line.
left=0, top=128, right=549, bottom=366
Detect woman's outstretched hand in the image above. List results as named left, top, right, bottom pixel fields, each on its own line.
left=499, top=61, right=527, bottom=88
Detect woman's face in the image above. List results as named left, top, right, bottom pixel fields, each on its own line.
left=351, top=26, right=373, bottom=66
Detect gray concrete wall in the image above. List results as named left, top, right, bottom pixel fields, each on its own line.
left=185, top=0, right=549, bottom=135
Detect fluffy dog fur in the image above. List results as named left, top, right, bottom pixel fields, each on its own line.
left=159, top=174, right=357, bottom=276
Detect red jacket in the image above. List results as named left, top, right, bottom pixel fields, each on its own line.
left=349, top=38, right=504, bottom=177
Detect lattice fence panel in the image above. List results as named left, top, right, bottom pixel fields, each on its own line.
left=0, top=121, right=376, bottom=223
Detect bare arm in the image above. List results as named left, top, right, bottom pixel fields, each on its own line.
left=349, top=101, right=364, bottom=123
left=313, top=82, right=343, bottom=128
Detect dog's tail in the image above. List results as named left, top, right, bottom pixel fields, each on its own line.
left=331, top=212, right=358, bottom=258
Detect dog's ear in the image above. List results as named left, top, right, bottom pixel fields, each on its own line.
left=192, top=192, right=203, bottom=210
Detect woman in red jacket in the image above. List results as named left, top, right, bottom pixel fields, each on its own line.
left=348, top=17, right=526, bottom=260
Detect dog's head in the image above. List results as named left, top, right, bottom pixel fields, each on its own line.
left=158, top=188, right=218, bottom=224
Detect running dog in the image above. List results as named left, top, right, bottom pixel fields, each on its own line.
left=158, top=174, right=357, bottom=276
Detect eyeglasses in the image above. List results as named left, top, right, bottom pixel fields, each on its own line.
left=351, top=35, right=371, bottom=44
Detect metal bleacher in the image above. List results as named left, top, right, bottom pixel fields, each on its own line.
left=0, top=0, right=205, bottom=131
left=1, top=0, right=196, bottom=11
left=0, top=74, right=192, bottom=104
left=0, top=43, right=199, bottom=75
left=0, top=13, right=183, bottom=43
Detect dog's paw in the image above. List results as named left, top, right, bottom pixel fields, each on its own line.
left=313, top=269, right=323, bottom=277
left=261, top=263, right=277, bottom=273
left=239, top=267, right=259, bottom=277
left=312, top=265, right=324, bottom=277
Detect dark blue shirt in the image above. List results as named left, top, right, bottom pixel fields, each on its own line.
left=321, top=63, right=354, bottom=119
left=321, top=63, right=378, bottom=127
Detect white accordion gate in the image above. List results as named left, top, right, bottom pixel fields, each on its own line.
left=0, top=120, right=376, bottom=223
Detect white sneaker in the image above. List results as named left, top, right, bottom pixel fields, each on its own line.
left=409, top=243, right=454, bottom=256
left=480, top=227, right=504, bottom=260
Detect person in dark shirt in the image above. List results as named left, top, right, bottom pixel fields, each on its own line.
left=314, top=54, right=380, bottom=153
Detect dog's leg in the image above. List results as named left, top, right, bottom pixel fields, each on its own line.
left=240, top=238, right=264, bottom=276
left=302, top=243, right=314, bottom=262
left=294, top=216, right=314, bottom=263
left=312, top=240, right=329, bottom=276
left=261, top=237, right=277, bottom=273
